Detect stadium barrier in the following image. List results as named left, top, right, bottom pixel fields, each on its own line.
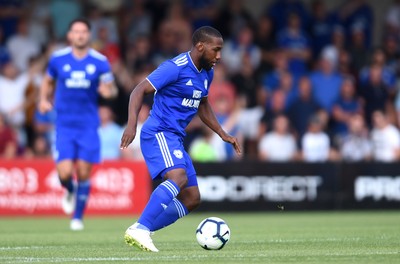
left=1, top=160, right=399, bottom=215
left=0, top=160, right=150, bottom=216
left=193, top=161, right=400, bottom=211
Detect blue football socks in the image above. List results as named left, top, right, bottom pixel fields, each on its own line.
left=150, top=198, right=188, bottom=231
left=60, top=177, right=74, bottom=194
left=137, top=179, right=180, bottom=230
left=73, top=180, right=91, bottom=220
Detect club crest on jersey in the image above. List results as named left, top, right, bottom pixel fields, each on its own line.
left=193, top=90, right=202, bottom=99
left=173, top=149, right=183, bottom=159
left=86, top=64, right=96, bottom=74
left=63, top=64, right=71, bottom=72
left=204, top=79, right=208, bottom=89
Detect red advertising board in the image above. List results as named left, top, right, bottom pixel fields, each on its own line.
left=0, top=160, right=151, bottom=216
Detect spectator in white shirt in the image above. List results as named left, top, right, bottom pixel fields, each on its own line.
left=6, top=19, right=40, bottom=71
left=258, top=115, right=297, bottom=161
left=301, top=115, right=333, bottom=162
left=371, top=110, right=400, bottom=162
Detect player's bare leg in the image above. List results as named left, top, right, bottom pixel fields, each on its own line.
left=57, top=160, right=75, bottom=215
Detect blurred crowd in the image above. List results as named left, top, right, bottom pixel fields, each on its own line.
left=1, top=0, right=400, bottom=163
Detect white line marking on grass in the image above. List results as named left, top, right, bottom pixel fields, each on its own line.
left=0, top=252, right=399, bottom=263
left=0, top=246, right=64, bottom=251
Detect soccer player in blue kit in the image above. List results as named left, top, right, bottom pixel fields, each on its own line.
left=39, top=18, right=117, bottom=231
left=120, top=26, right=241, bottom=252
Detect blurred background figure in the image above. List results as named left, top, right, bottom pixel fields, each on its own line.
left=0, top=113, right=18, bottom=159
left=258, top=114, right=297, bottom=161
left=276, top=12, right=311, bottom=77
left=371, top=110, right=400, bottom=162
left=338, top=114, right=371, bottom=161
left=301, top=115, right=336, bottom=162
left=331, top=77, right=362, bottom=137
left=221, top=24, right=261, bottom=75
left=6, top=19, right=40, bottom=71
left=99, top=105, right=123, bottom=160
left=189, top=126, right=225, bottom=162
left=310, top=51, right=343, bottom=114
left=288, top=76, right=320, bottom=138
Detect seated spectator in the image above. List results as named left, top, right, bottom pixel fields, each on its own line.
left=359, top=48, right=396, bottom=92
left=309, top=0, right=336, bottom=59
left=348, top=24, right=370, bottom=74
left=214, top=0, right=253, bottom=38
left=288, top=76, right=320, bottom=137
left=221, top=24, right=261, bottom=75
left=0, top=61, right=30, bottom=147
left=0, top=113, right=17, bottom=159
left=254, top=15, right=275, bottom=75
left=6, top=19, right=40, bottom=71
left=338, top=0, right=373, bottom=48
left=259, top=89, right=287, bottom=136
left=24, top=135, right=52, bottom=159
left=258, top=115, right=297, bottom=161
left=98, top=105, right=123, bottom=160
left=360, top=64, right=390, bottom=127
left=338, top=114, right=372, bottom=161
left=276, top=12, right=311, bottom=76
left=301, top=115, right=336, bottom=162
left=310, top=52, right=343, bottom=113
left=266, top=0, right=309, bottom=33
left=189, top=126, right=225, bottom=162
left=332, top=77, right=362, bottom=136
left=261, top=49, right=290, bottom=94
left=371, top=110, right=400, bottom=162
left=232, top=54, right=264, bottom=159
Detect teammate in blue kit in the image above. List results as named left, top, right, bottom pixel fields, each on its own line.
left=39, top=18, right=117, bottom=231
left=120, top=26, right=241, bottom=252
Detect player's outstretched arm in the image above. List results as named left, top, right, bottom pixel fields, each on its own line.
left=120, top=79, right=155, bottom=149
left=38, top=74, right=55, bottom=113
left=198, top=97, right=241, bottom=155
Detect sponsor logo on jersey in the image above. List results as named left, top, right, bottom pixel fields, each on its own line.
left=186, top=79, right=193, bottom=86
left=65, top=70, right=90, bottom=88
left=193, top=90, right=202, bottom=99
left=181, top=98, right=200, bottom=108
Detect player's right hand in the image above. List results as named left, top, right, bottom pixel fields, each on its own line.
left=120, top=127, right=136, bottom=149
left=38, top=99, right=53, bottom=113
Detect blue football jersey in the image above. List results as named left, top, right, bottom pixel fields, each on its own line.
left=144, top=52, right=214, bottom=138
left=47, top=47, right=113, bottom=128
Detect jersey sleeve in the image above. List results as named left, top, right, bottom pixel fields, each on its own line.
left=46, top=55, right=57, bottom=79
left=146, top=61, right=179, bottom=91
left=99, top=60, right=114, bottom=83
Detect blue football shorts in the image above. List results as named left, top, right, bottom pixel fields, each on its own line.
left=140, top=130, right=198, bottom=187
left=54, top=126, right=100, bottom=164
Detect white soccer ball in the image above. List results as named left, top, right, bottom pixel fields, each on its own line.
left=195, top=217, right=231, bottom=250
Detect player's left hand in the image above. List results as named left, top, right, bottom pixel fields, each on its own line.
left=221, top=134, right=242, bottom=155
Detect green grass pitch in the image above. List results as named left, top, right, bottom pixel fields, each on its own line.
left=0, top=211, right=399, bottom=263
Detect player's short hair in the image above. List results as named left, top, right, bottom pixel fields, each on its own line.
left=192, top=26, right=222, bottom=46
left=68, top=18, right=91, bottom=31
